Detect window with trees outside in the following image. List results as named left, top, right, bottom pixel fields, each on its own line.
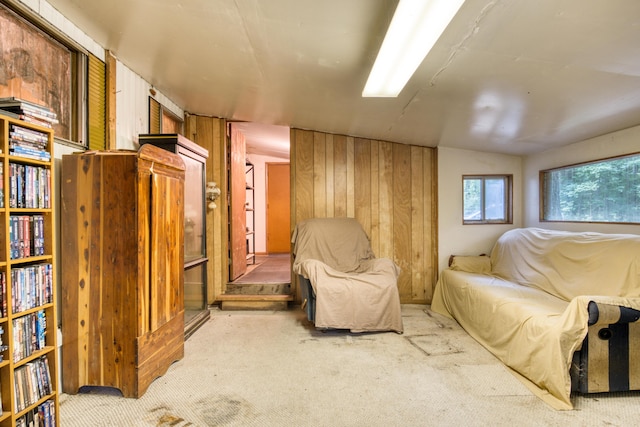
left=463, top=175, right=512, bottom=224
left=541, top=153, right=640, bottom=223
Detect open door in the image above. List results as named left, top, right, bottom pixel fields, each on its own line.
left=229, top=123, right=247, bottom=281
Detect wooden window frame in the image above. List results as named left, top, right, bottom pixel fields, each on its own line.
left=540, top=152, right=640, bottom=224
left=148, top=96, right=183, bottom=135
left=1, top=0, right=107, bottom=149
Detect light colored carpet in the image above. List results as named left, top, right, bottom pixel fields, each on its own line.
left=60, top=305, right=640, bottom=426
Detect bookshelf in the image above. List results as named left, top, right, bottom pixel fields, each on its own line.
left=0, top=112, right=58, bottom=427
left=245, top=161, right=255, bottom=265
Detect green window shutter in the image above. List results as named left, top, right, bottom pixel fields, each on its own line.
left=88, top=53, right=106, bottom=150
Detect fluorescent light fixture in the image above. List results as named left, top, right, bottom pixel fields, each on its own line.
left=362, top=0, right=466, bottom=97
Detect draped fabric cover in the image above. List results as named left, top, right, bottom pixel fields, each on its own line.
left=292, top=218, right=403, bottom=333
left=433, top=228, right=640, bottom=409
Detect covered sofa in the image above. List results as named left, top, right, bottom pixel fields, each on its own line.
left=432, top=227, right=640, bottom=409
left=291, top=217, right=403, bottom=333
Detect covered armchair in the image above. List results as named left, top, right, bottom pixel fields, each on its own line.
left=291, top=217, right=403, bottom=333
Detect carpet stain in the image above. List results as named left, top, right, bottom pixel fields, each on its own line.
left=156, top=413, right=188, bottom=426
left=405, top=334, right=463, bottom=356
left=198, top=395, right=253, bottom=425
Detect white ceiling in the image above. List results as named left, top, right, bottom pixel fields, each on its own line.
left=45, top=0, right=640, bottom=157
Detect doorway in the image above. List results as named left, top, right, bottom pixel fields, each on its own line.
left=227, top=122, right=291, bottom=291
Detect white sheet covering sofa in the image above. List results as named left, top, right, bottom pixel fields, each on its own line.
left=432, top=227, right=640, bottom=409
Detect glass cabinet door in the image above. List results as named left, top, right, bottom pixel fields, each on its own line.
left=138, top=134, right=210, bottom=338
left=182, top=154, right=205, bottom=262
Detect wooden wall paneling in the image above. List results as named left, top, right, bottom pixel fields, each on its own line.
left=426, top=148, right=438, bottom=301
left=185, top=115, right=228, bottom=302
left=410, top=146, right=427, bottom=303
left=212, top=118, right=228, bottom=299
left=393, top=143, right=412, bottom=302
left=325, top=133, right=335, bottom=217
left=333, top=134, right=348, bottom=217
left=290, top=128, right=297, bottom=232
left=354, top=138, right=372, bottom=238
left=346, top=136, right=355, bottom=218
left=369, top=141, right=380, bottom=256
left=291, top=128, right=437, bottom=304
left=378, top=141, right=394, bottom=260
left=313, top=132, right=327, bottom=217
left=294, top=129, right=314, bottom=223
left=291, top=128, right=314, bottom=301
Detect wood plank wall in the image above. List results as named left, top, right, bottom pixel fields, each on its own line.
left=291, top=129, right=438, bottom=304
left=181, top=116, right=438, bottom=305
left=184, top=114, right=228, bottom=303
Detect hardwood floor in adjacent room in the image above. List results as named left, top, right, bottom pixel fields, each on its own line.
left=232, top=254, right=291, bottom=284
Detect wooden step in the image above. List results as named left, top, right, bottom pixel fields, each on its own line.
left=217, top=294, right=293, bottom=301
left=225, top=282, right=292, bottom=295
left=217, top=293, right=294, bottom=311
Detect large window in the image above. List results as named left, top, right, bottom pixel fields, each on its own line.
left=463, top=175, right=512, bottom=224
left=0, top=1, right=106, bottom=149
left=541, top=153, right=640, bottom=223
left=0, top=3, right=71, bottom=138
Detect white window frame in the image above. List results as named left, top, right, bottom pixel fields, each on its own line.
left=462, top=175, right=513, bottom=225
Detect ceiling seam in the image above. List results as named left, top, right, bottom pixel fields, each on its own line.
left=430, top=1, right=498, bottom=86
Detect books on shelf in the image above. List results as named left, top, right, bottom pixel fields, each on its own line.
left=9, top=215, right=46, bottom=259
left=15, top=399, right=55, bottom=427
left=0, top=323, right=8, bottom=361
left=9, top=123, right=51, bottom=161
left=10, top=264, right=53, bottom=314
left=13, top=355, right=53, bottom=413
left=0, top=270, right=7, bottom=318
left=0, top=162, right=4, bottom=208
left=0, top=110, right=57, bottom=425
left=12, top=310, right=48, bottom=363
left=0, top=97, right=58, bottom=129
left=0, top=97, right=54, bottom=161
left=9, top=164, right=52, bottom=209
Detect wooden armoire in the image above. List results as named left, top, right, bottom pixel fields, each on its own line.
left=60, top=144, right=185, bottom=398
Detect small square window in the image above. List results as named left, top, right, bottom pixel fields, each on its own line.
left=463, top=175, right=512, bottom=224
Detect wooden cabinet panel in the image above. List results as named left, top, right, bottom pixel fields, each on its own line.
left=61, top=145, right=185, bottom=398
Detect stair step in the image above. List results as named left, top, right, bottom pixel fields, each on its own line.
left=218, top=293, right=293, bottom=311
left=217, top=294, right=294, bottom=302
left=225, top=282, right=291, bottom=295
